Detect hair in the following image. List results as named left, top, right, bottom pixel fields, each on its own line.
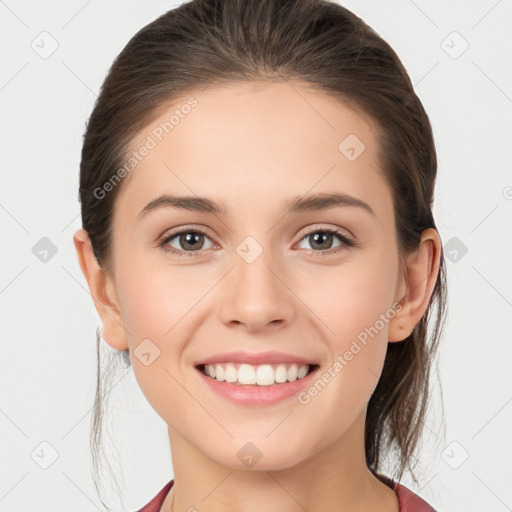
left=78, top=0, right=447, bottom=507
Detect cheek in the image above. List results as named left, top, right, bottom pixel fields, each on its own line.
left=114, top=259, right=212, bottom=400
left=114, top=261, right=201, bottom=420
left=308, top=252, right=398, bottom=346
left=115, top=257, right=202, bottom=342
left=300, top=253, right=398, bottom=408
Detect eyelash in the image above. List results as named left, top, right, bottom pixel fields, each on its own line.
left=158, top=226, right=357, bottom=258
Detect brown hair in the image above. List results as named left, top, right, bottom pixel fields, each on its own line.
left=78, top=0, right=447, bottom=506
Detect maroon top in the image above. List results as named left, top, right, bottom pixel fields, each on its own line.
left=136, top=475, right=436, bottom=511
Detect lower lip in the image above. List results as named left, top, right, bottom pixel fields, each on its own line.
left=195, top=365, right=319, bottom=406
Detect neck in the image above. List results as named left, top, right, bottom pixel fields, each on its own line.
left=161, top=410, right=399, bottom=512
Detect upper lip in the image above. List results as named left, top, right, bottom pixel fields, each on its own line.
left=194, top=351, right=318, bottom=367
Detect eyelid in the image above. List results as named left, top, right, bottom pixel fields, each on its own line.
left=298, top=223, right=354, bottom=240
left=160, top=224, right=217, bottom=240
left=159, top=223, right=352, bottom=242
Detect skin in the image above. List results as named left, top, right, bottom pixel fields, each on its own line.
left=74, top=80, right=441, bottom=512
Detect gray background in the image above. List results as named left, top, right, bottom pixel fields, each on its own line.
left=1, top=1, right=511, bottom=510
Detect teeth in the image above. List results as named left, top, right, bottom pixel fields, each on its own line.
left=201, top=363, right=312, bottom=386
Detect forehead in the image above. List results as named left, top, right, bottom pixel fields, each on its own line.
left=114, top=80, right=392, bottom=226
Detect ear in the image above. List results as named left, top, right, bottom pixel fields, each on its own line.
left=388, top=228, right=442, bottom=343
left=73, top=228, right=128, bottom=351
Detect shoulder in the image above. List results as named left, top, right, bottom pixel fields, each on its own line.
left=393, top=481, right=437, bottom=511
left=135, top=479, right=174, bottom=512
left=374, top=472, right=437, bottom=512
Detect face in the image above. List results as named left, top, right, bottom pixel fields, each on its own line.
left=92, top=81, right=409, bottom=469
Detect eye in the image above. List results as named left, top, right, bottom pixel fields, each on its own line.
left=159, top=227, right=216, bottom=257
left=158, top=226, right=357, bottom=258
left=296, top=227, right=356, bottom=256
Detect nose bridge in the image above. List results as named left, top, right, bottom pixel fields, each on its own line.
left=218, top=233, right=295, bottom=330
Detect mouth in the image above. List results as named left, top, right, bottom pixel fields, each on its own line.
left=195, top=362, right=320, bottom=387
left=194, top=361, right=321, bottom=406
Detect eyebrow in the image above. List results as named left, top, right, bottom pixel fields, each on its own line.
left=136, top=192, right=376, bottom=222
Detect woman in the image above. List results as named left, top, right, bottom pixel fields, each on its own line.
left=73, top=0, right=447, bottom=510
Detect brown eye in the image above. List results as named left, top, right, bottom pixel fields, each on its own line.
left=159, top=228, right=215, bottom=256
left=297, top=228, right=356, bottom=256
left=308, top=231, right=335, bottom=250
left=178, top=232, right=205, bottom=251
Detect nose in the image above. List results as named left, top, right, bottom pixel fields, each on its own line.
left=219, top=248, right=296, bottom=332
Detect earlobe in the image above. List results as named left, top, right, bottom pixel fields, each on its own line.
left=72, top=228, right=128, bottom=351
left=388, top=228, right=442, bottom=343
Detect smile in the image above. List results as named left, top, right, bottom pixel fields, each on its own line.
left=195, top=363, right=321, bottom=406
left=199, top=362, right=316, bottom=386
